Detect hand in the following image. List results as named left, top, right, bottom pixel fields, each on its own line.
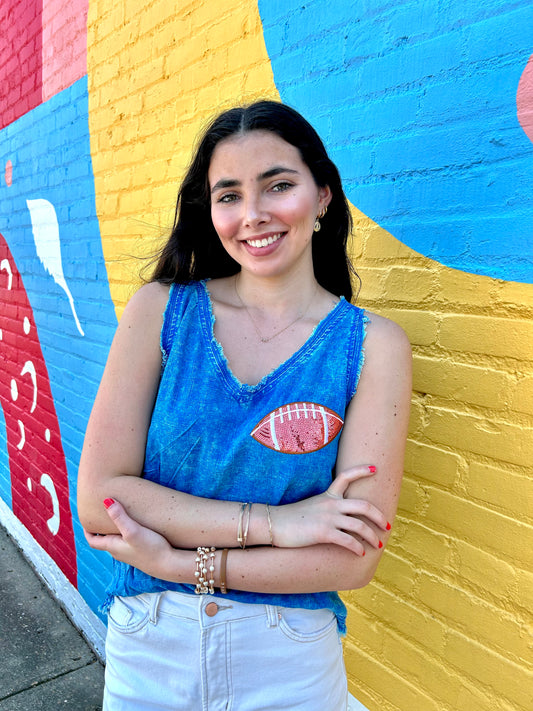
left=83, top=499, right=178, bottom=580
left=271, top=465, right=390, bottom=556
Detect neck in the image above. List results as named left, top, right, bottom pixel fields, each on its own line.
left=234, top=272, right=320, bottom=344
left=234, top=268, right=319, bottom=315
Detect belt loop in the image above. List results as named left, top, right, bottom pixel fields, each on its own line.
left=266, top=605, right=280, bottom=628
left=149, top=592, right=163, bottom=624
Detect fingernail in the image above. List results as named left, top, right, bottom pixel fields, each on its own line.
left=378, top=540, right=383, bottom=548
left=368, top=465, right=376, bottom=473
left=362, top=549, right=366, bottom=556
left=103, top=498, right=115, bottom=509
left=386, top=522, right=392, bottom=531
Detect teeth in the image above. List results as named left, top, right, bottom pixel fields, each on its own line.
left=246, top=233, right=283, bottom=248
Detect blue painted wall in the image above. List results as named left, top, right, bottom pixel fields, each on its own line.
left=0, top=76, right=115, bottom=615
left=259, top=0, right=533, bottom=283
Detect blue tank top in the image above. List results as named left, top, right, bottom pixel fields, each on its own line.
left=103, top=281, right=368, bottom=633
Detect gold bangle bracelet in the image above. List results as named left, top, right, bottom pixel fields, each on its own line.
left=237, top=502, right=252, bottom=549
left=266, top=504, right=274, bottom=546
left=220, top=548, right=229, bottom=594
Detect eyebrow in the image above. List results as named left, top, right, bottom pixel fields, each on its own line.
left=210, top=166, right=299, bottom=194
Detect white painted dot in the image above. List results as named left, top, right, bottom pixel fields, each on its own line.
left=0, top=328, right=3, bottom=340
left=45, top=429, right=51, bottom=442
left=23, top=317, right=30, bottom=334
left=27, top=478, right=32, bottom=492
left=10, top=379, right=18, bottom=401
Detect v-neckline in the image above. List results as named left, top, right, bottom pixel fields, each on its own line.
left=197, top=280, right=347, bottom=398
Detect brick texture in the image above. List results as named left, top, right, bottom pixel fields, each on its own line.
left=1, top=2, right=531, bottom=710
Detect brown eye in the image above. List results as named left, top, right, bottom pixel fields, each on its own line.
left=271, top=182, right=292, bottom=193
left=218, top=193, right=239, bottom=203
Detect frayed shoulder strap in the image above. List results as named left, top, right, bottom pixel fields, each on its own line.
left=160, top=282, right=192, bottom=369
left=346, top=306, right=370, bottom=401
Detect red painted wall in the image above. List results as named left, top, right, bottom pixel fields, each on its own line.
left=0, top=0, right=43, bottom=130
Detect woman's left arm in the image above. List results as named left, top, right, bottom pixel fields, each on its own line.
left=332, top=312, right=412, bottom=586
left=85, top=314, right=412, bottom=593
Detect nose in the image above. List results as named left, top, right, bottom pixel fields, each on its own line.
left=243, top=193, right=269, bottom=228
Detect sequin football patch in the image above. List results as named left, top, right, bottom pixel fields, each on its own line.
left=251, top=402, right=344, bottom=454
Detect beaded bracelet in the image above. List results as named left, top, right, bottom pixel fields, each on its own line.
left=194, top=546, right=216, bottom=594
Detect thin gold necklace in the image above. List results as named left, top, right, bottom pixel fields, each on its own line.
left=234, top=277, right=318, bottom=343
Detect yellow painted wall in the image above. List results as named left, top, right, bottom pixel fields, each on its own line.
left=87, top=2, right=533, bottom=709
left=346, top=218, right=533, bottom=711
left=88, top=0, right=277, bottom=315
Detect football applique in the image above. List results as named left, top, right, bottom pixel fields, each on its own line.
left=251, top=402, right=344, bottom=454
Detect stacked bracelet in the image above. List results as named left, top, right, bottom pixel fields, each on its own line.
left=237, top=502, right=252, bottom=549
left=194, top=546, right=216, bottom=594
left=266, top=504, right=274, bottom=546
left=219, top=548, right=229, bottom=594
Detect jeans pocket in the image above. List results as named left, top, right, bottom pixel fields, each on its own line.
left=108, top=595, right=151, bottom=634
left=277, top=607, right=338, bottom=643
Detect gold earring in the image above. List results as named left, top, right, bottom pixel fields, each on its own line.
left=313, top=205, right=327, bottom=232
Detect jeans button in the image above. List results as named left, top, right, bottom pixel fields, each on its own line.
left=205, top=602, right=219, bottom=617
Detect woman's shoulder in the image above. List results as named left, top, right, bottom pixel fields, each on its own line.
left=360, top=309, right=412, bottom=366
left=361, top=308, right=409, bottom=338
left=122, top=281, right=172, bottom=324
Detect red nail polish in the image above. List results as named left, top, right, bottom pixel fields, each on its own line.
left=386, top=522, right=392, bottom=531
left=368, top=465, right=376, bottom=473
left=103, top=498, right=115, bottom=509
left=378, top=540, right=383, bottom=548
left=362, top=549, right=366, bottom=556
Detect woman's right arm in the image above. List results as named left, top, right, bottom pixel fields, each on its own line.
left=77, top=282, right=385, bottom=552
left=77, top=281, right=252, bottom=546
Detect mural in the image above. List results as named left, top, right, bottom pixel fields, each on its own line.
left=0, top=232, right=77, bottom=584
left=0, top=1, right=531, bottom=708
left=0, top=3, right=115, bottom=611
left=0, top=0, right=43, bottom=131
left=0, top=0, right=88, bottom=130
left=258, top=0, right=533, bottom=283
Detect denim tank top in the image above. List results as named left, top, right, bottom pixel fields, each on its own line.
left=103, top=281, right=368, bottom=633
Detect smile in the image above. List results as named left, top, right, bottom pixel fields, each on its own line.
left=245, top=233, right=284, bottom=248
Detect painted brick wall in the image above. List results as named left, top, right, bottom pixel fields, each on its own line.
left=345, top=228, right=533, bottom=711
left=87, top=2, right=533, bottom=708
left=0, top=0, right=43, bottom=130
left=1, top=1, right=532, bottom=709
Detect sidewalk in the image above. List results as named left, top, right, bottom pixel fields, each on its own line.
left=0, top=525, right=105, bottom=710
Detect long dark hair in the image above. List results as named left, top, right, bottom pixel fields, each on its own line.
left=150, top=101, right=358, bottom=300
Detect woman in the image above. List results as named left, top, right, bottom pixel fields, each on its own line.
left=78, top=101, right=412, bottom=710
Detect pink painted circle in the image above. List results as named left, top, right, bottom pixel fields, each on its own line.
left=5, top=160, right=13, bottom=187
left=517, top=55, right=533, bottom=143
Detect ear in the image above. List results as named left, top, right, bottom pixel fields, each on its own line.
left=318, top=185, right=332, bottom=211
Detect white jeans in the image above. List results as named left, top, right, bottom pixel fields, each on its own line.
left=103, top=590, right=348, bottom=710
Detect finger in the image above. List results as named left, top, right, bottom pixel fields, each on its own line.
left=335, top=516, right=383, bottom=549
left=83, top=528, right=96, bottom=545
left=103, top=499, right=137, bottom=539
left=327, top=529, right=366, bottom=556
left=83, top=529, right=123, bottom=553
left=327, top=465, right=376, bottom=497
left=339, top=498, right=390, bottom=531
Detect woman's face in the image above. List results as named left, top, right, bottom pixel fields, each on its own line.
left=208, top=130, right=331, bottom=279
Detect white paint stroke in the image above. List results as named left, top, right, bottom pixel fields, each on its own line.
left=21, top=360, right=37, bottom=413
left=0, top=258, right=13, bottom=290
left=40, top=473, right=60, bottom=535
left=26, top=198, right=84, bottom=336
left=17, top=420, right=25, bottom=450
